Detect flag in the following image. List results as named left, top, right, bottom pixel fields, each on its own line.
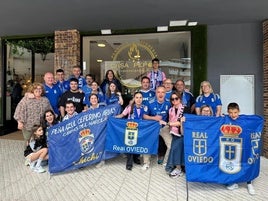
left=184, top=114, right=264, bottom=184
left=48, top=104, right=121, bottom=174
left=105, top=117, right=160, bottom=154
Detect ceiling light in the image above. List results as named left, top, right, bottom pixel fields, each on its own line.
left=97, top=43, right=106, bottom=47
left=97, top=59, right=103, bottom=63
left=101, top=29, right=112, bottom=35
left=157, top=26, right=168, bottom=32
left=188, top=22, right=198, bottom=26
left=169, top=20, right=188, bottom=26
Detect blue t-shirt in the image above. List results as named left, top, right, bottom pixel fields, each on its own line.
left=56, top=80, right=70, bottom=94
left=196, top=93, right=222, bottom=116
left=165, top=90, right=172, bottom=101
left=44, top=84, right=62, bottom=115
left=147, top=99, right=171, bottom=122
left=140, top=89, right=155, bottom=106
left=69, top=75, right=86, bottom=89
left=82, top=85, right=92, bottom=106
left=105, top=93, right=119, bottom=105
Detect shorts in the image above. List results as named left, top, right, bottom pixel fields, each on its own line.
left=22, top=129, right=31, bottom=141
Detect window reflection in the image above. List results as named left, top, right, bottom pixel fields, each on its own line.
left=83, top=32, right=191, bottom=94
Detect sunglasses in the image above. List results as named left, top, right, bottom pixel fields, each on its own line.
left=171, top=97, right=179, bottom=101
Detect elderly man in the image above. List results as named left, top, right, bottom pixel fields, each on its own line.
left=174, top=79, right=195, bottom=114
left=44, top=72, right=62, bottom=116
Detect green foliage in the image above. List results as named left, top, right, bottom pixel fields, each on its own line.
left=6, top=38, right=54, bottom=59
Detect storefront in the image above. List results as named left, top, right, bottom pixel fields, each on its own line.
left=0, top=26, right=207, bottom=135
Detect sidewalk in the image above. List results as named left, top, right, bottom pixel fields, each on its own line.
left=0, top=139, right=267, bottom=201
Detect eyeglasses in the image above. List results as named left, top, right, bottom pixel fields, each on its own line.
left=171, top=97, right=179, bottom=101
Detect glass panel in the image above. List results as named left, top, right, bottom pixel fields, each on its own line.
left=5, top=44, right=54, bottom=120
left=82, top=32, right=191, bottom=94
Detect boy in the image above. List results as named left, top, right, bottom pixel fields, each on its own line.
left=55, top=69, right=70, bottom=93
left=59, top=78, right=86, bottom=119
left=62, top=100, right=78, bottom=121
left=226, top=102, right=255, bottom=195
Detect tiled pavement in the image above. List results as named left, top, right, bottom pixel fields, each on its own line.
left=0, top=139, right=268, bottom=201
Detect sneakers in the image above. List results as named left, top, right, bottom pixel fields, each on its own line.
left=157, top=159, right=163, bottom=165
left=141, top=164, right=149, bottom=171
left=34, top=166, right=46, bottom=173
left=247, top=183, right=256, bottom=195
left=227, top=183, right=239, bottom=190
left=24, top=156, right=31, bottom=166
left=95, top=161, right=105, bottom=168
left=30, top=161, right=37, bottom=170
left=169, top=168, right=183, bottom=178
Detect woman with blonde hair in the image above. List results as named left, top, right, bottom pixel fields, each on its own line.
left=195, top=81, right=222, bottom=116
left=14, top=82, right=53, bottom=146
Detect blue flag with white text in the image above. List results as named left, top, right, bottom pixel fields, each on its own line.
left=105, top=117, right=160, bottom=154
left=184, top=114, right=264, bottom=184
left=48, top=104, right=121, bottom=174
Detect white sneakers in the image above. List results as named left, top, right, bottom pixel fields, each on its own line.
left=141, top=164, right=149, bottom=171
left=227, top=183, right=239, bottom=190
left=247, top=183, right=256, bottom=195
left=227, top=183, right=256, bottom=195
left=34, top=166, right=46, bottom=173
left=169, top=168, right=183, bottom=178
left=24, top=156, right=31, bottom=166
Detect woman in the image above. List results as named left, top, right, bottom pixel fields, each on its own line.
left=88, top=94, right=106, bottom=110
left=100, top=70, right=122, bottom=95
left=90, top=81, right=105, bottom=104
left=105, top=82, right=124, bottom=106
left=195, top=81, right=222, bottom=116
left=14, top=82, right=52, bottom=146
left=165, top=91, right=185, bottom=178
left=42, top=109, right=58, bottom=136
left=116, top=92, right=146, bottom=170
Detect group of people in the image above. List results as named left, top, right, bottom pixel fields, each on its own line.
left=13, top=58, right=256, bottom=195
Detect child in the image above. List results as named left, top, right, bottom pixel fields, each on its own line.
left=165, top=92, right=185, bottom=177
left=226, top=102, right=255, bottom=195
left=24, top=125, right=48, bottom=173
left=62, top=100, right=78, bottom=121
left=116, top=92, right=147, bottom=170
left=105, top=82, right=124, bottom=106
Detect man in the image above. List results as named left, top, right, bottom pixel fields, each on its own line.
left=69, top=66, right=86, bottom=89
left=82, top=74, right=94, bottom=106
left=163, top=78, right=173, bottom=100
left=55, top=69, right=70, bottom=93
left=139, top=76, right=155, bottom=106
left=147, top=58, right=166, bottom=91
left=62, top=100, right=78, bottom=121
left=143, top=86, right=171, bottom=171
left=59, top=78, right=86, bottom=119
left=43, top=72, right=62, bottom=116
left=174, top=79, right=195, bottom=114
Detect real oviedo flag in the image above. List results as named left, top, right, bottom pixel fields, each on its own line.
left=105, top=117, right=160, bottom=155
left=183, top=114, right=264, bottom=184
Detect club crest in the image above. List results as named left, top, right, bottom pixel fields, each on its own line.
left=219, top=125, right=242, bottom=174
left=78, top=129, right=94, bottom=155
left=124, top=122, right=138, bottom=146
